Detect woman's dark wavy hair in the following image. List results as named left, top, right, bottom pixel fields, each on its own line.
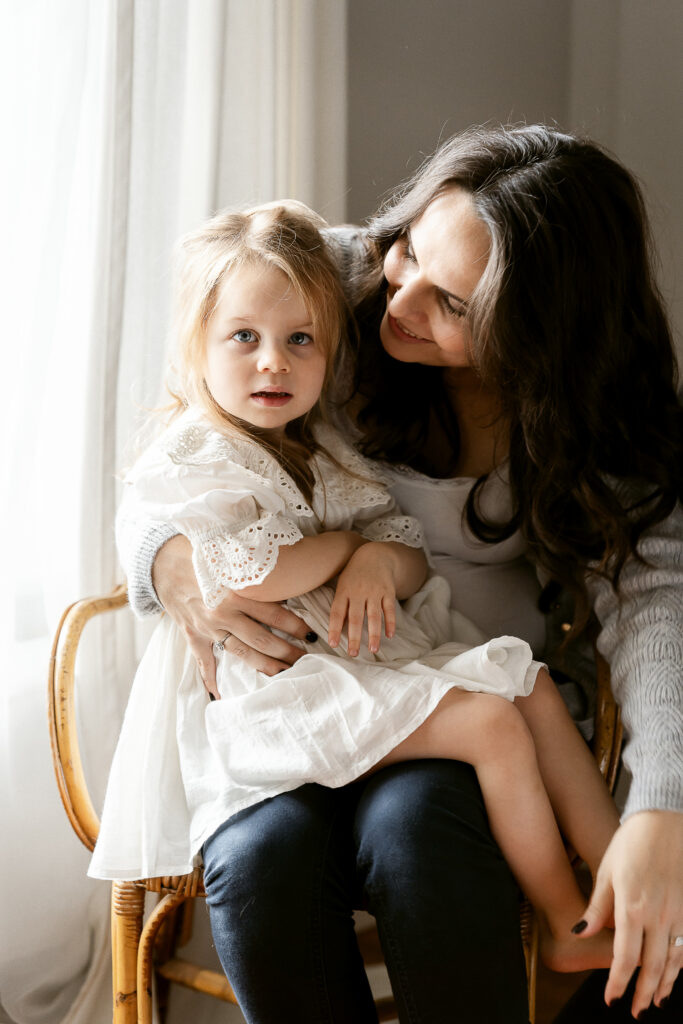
left=352, top=124, right=682, bottom=637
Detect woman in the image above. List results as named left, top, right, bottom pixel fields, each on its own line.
left=120, top=125, right=683, bottom=1022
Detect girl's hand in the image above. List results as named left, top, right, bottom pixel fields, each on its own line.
left=328, top=543, right=398, bottom=657
left=577, top=809, right=683, bottom=1016
left=152, top=535, right=312, bottom=697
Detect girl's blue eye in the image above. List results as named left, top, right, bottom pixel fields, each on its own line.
left=232, top=329, right=257, bottom=343
left=289, top=332, right=312, bottom=346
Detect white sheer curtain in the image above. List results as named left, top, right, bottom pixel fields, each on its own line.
left=0, top=2, right=346, bottom=1022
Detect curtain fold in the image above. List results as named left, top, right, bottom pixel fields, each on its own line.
left=0, top=2, right=347, bottom=1021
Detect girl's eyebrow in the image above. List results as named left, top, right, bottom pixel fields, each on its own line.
left=226, top=316, right=314, bottom=327
left=406, top=227, right=469, bottom=307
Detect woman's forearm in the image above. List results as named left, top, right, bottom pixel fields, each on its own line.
left=237, top=532, right=368, bottom=602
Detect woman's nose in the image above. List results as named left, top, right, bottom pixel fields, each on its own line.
left=389, top=274, right=428, bottom=323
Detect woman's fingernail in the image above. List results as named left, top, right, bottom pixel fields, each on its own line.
left=637, top=1012, right=647, bottom=1021
left=571, top=920, right=588, bottom=934
left=209, top=693, right=216, bottom=702
left=659, top=997, right=670, bottom=1007
left=305, top=631, right=318, bottom=643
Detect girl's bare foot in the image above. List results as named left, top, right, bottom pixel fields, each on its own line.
left=538, top=915, right=615, bottom=973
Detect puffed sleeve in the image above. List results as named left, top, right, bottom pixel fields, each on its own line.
left=121, top=420, right=308, bottom=609
left=311, top=422, right=426, bottom=550
left=588, top=501, right=683, bottom=818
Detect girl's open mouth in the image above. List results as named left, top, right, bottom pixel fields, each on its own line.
left=251, top=391, right=292, bottom=406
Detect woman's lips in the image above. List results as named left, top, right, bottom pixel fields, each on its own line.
left=251, top=391, right=292, bottom=407
left=387, top=313, right=431, bottom=344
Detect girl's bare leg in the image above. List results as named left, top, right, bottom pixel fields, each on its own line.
left=514, top=669, right=620, bottom=877
left=373, top=684, right=616, bottom=972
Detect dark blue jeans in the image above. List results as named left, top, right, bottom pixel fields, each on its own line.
left=202, top=760, right=529, bottom=1023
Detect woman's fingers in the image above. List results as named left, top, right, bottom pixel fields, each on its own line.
left=594, top=812, right=683, bottom=1015
left=220, top=632, right=295, bottom=676
left=630, top=926, right=671, bottom=1017
left=228, top=595, right=311, bottom=643
left=654, top=936, right=683, bottom=1007
left=185, top=630, right=220, bottom=699
left=603, top=903, right=643, bottom=1007
left=224, top=611, right=305, bottom=664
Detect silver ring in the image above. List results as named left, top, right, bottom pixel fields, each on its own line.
left=213, top=632, right=231, bottom=653
left=671, top=935, right=683, bottom=947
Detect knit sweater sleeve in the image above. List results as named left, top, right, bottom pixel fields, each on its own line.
left=587, top=501, right=683, bottom=819
left=115, top=514, right=175, bottom=617
left=121, top=225, right=370, bottom=618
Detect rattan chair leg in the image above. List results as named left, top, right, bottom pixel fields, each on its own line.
left=111, top=881, right=145, bottom=1024
left=137, top=891, right=187, bottom=1024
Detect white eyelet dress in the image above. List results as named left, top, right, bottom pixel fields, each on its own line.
left=89, top=410, right=543, bottom=881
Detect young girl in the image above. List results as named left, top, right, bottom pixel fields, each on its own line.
left=91, top=200, right=618, bottom=973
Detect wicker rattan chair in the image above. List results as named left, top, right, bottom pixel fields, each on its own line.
left=48, top=583, right=622, bottom=1024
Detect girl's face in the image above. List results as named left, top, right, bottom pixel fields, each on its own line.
left=203, top=262, right=327, bottom=435
left=379, top=187, right=490, bottom=370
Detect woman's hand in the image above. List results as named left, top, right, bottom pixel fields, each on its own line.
left=328, top=542, right=400, bottom=657
left=152, top=535, right=312, bottom=697
left=578, top=809, right=683, bottom=1016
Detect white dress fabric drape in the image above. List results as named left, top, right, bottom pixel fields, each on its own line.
left=0, top=3, right=347, bottom=1022
left=89, top=413, right=541, bottom=881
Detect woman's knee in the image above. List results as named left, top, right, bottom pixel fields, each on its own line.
left=353, top=759, right=508, bottom=888
left=203, top=783, right=354, bottom=911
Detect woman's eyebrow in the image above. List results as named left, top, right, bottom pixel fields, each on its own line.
left=406, top=227, right=469, bottom=307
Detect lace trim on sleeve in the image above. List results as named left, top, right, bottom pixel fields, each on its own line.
left=311, top=422, right=394, bottom=512
left=359, top=515, right=424, bottom=548
left=163, top=419, right=315, bottom=520
left=190, top=513, right=304, bottom=608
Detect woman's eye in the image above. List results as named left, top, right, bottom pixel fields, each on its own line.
left=232, top=329, right=257, bottom=343
left=401, top=235, right=417, bottom=263
left=439, top=294, right=466, bottom=319
left=289, top=332, right=313, bottom=346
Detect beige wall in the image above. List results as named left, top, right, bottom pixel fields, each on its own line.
left=346, top=0, right=683, bottom=362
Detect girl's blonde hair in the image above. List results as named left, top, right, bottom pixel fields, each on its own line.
left=167, top=200, right=349, bottom=500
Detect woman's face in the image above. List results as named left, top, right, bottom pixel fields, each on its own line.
left=379, top=187, right=490, bottom=370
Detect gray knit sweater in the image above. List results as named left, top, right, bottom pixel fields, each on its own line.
left=118, top=228, right=683, bottom=821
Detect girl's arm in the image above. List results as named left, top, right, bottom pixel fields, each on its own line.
left=237, top=531, right=369, bottom=602
left=241, top=531, right=428, bottom=658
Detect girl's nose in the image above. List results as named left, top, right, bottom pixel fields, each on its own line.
left=257, top=341, right=290, bottom=374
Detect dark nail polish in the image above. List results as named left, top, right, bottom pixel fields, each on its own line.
left=659, top=997, right=670, bottom=1007
left=571, top=919, right=588, bottom=934
left=637, top=1012, right=647, bottom=1021
left=209, top=693, right=216, bottom=702
left=305, top=631, right=318, bottom=643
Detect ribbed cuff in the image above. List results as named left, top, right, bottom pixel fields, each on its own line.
left=126, top=522, right=178, bottom=618
left=621, top=771, right=683, bottom=820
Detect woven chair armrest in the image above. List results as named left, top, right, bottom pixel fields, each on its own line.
left=48, top=583, right=129, bottom=851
